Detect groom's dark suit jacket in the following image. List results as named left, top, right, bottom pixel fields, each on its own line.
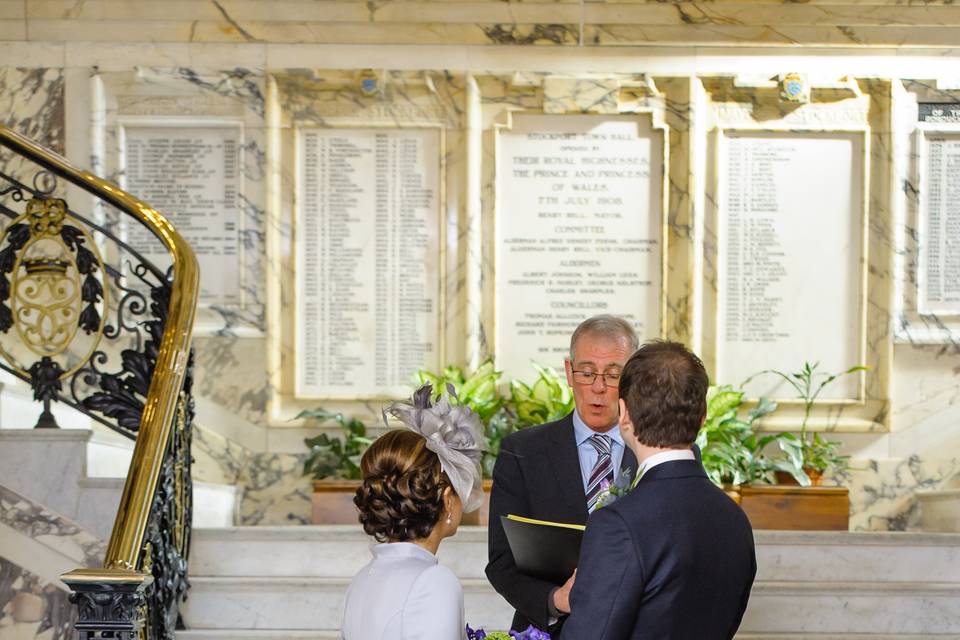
left=485, top=412, right=638, bottom=636
left=562, top=458, right=757, bottom=640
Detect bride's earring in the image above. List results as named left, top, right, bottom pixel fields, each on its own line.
left=446, top=513, right=452, bottom=525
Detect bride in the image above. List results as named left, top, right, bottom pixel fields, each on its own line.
left=341, top=385, right=486, bottom=640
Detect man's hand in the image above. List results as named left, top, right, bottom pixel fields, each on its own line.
left=552, top=570, right=577, bottom=614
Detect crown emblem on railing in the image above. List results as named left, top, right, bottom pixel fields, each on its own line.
left=22, top=256, right=70, bottom=275
left=0, top=195, right=107, bottom=423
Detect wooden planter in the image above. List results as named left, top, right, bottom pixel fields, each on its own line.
left=312, top=480, right=362, bottom=524
left=736, top=484, right=850, bottom=531
left=312, top=479, right=494, bottom=526
left=461, top=479, right=494, bottom=526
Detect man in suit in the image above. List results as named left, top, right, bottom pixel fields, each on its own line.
left=486, top=315, right=640, bottom=636
left=562, top=341, right=756, bottom=640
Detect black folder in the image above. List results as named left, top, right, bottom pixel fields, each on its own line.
left=500, top=514, right=585, bottom=585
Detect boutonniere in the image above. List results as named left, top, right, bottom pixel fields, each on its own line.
left=594, top=465, right=644, bottom=510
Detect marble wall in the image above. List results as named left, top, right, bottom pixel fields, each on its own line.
left=0, top=486, right=105, bottom=640
left=3, top=15, right=960, bottom=531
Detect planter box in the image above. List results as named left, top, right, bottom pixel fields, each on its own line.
left=737, top=484, right=849, bottom=531
left=461, top=480, right=493, bottom=526
left=312, top=480, right=361, bottom=525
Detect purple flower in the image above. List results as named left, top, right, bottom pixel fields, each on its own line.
left=466, top=624, right=487, bottom=640
left=510, top=625, right=552, bottom=640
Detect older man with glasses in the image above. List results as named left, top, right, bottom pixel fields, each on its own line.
left=486, top=315, right=641, bottom=638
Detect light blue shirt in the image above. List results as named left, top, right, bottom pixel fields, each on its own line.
left=572, top=410, right=626, bottom=492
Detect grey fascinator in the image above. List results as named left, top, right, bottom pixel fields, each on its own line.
left=384, top=383, right=486, bottom=513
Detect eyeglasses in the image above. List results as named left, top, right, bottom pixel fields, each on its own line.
left=571, top=369, right=621, bottom=388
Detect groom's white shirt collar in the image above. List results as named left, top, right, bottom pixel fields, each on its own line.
left=639, top=448, right=696, bottom=476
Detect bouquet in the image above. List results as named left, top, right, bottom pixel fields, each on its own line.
left=467, top=624, right=551, bottom=639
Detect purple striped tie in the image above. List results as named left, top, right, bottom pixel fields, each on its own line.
left=585, top=434, right=614, bottom=513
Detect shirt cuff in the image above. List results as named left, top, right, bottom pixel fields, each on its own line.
left=547, top=587, right=562, bottom=625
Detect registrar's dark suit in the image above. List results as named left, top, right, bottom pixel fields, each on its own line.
left=485, top=413, right=638, bottom=635
left=562, top=458, right=757, bottom=640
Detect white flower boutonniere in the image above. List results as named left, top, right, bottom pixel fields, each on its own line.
left=594, top=465, right=645, bottom=510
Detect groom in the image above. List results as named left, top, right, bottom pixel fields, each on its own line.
left=562, top=341, right=756, bottom=640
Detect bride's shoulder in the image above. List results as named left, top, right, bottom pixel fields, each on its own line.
left=411, top=563, right=463, bottom=599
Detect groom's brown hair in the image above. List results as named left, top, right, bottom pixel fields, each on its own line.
left=618, top=340, right=708, bottom=448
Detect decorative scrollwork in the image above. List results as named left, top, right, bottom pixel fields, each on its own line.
left=0, top=195, right=108, bottom=390
left=141, top=360, right=194, bottom=640
left=80, top=283, right=169, bottom=434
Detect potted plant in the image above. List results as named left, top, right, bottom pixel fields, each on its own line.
left=300, top=409, right=372, bottom=524
left=743, top=361, right=859, bottom=485
left=698, top=383, right=851, bottom=530
left=696, top=385, right=787, bottom=500
left=700, top=362, right=862, bottom=531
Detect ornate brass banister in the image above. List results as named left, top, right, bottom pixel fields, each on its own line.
left=0, top=125, right=199, bottom=638
left=0, top=124, right=199, bottom=570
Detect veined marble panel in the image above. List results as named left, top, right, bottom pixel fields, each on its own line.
left=92, top=67, right=267, bottom=336
left=237, top=452, right=311, bottom=526
left=584, top=24, right=960, bottom=48
left=193, top=334, right=270, bottom=428
left=695, top=75, right=893, bottom=433
left=475, top=71, right=694, bottom=377
left=0, top=559, right=73, bottom=640
left=0, top=67, right=64, bottom=185
left=892, top=78, right=960, bottom=346
left=14, top=1, right=960, bottom=47
left=0, top=485, right=105, bottom=570
left=267, top=69, right=467, bottom=420
left=0, top=486, right=101, bottom=640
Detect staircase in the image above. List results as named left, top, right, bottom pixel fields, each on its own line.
left=0, top=427, right=237, bottom=541
left=181, top=525, right=960, bottom=638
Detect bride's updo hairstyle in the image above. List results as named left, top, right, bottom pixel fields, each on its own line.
left=354, top=429, right=451, bottom=542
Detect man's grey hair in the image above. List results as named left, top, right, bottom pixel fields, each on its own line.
left=569, top=315, right=640, bottom=361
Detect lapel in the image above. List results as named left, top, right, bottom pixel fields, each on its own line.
left=545, top=413, right=589, bottom=524
left=622, top=444, right=638, bottom=477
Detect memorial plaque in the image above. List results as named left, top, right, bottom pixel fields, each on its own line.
left=123, top=125, right=242, bottom=305
left=719, top=132, right=863, bottom=399
left=496, top=114, right=663, bottom=379
left=296, top=128, right=441, bottom=398
left=918, top=104, right=960, bottom=314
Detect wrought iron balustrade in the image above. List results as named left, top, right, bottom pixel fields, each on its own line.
left=0, top=125, right=199, bottom=640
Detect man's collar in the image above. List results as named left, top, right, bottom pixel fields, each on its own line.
left=639, top=449, right=696, bottom=475
left=572, top=409, right=623, bottom=447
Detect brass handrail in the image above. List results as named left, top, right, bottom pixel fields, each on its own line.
left=0, top=125, right=200, bottom=570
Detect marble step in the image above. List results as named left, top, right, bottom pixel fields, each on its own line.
left=0, top=429, right=119, bottom=539
left=190, top=525, right=960, bottom=583
left=181, top=575, right=960, bottom=635
left=179, top=632, right=339, bottom=640
left=181, top=576, right=511, bottom=632
left=736, top=636, right=960, bottom=639
left=178, top=633, right=958, bottom=640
